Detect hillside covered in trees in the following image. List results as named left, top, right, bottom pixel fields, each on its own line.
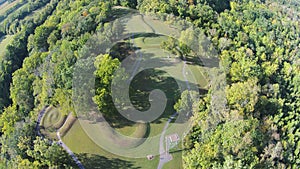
left=0, top=0, right=299, bottom=168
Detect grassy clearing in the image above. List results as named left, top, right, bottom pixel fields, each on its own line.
left=143, top=15, right=180, bottom=37
left=163, top=150, right=183, bottom=169
left=129, top=68, right=179, bottom=117
left=114, top=123, right=136, bottom=136
left=188, top=65, right=209, bottom=89
left=63, top=34, right=188, bottom=168
left=128, top=35, right=207, bottom=91
left=62, top=120, right=159, bottom=169
left=0, top=0, right=20, bottom=15
left=124, top=14, right=153, bottom=34
left=76, top=119, right=151, bottom=153
left=114, top=121, right=148, bottom=137
left=63, top=120, right=183, bottom=169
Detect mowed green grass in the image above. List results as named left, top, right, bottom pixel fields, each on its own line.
left=74, top=35, right=182, bottom=149
left=162, top=136, right=184, bottom=169
left=130, top=35, right=207, bottom=90
left=63, top=120, right=183, bottom=169
left=62, top=120, right=160, bottom=169
left=0, top=0, right=20, bottom=15
left=0, top=35, right=13, bottom=59
left=143, top=15, right=180, bottom=37
left=124, top=14, right=153, bottom=34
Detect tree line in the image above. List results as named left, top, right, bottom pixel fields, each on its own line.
left=0, top=0, right=299, bottom=168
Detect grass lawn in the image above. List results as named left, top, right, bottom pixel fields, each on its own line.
left=0, top=35, right=14, bottom=59
left=143, top=15, right=180, bottom=37
left=114, top=123, right=137, bottom=136
left=163, top=141, right=185, bottom=169
left=62, top=120, right=159, bottom=169
left=124, top=14, right=153, bottom=34
left=63, top=120, right=184, bottom=169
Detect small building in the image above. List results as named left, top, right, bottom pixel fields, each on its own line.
left=165, top=133, right=180, bottom=154
left=166, top=133, right=180, bottom=143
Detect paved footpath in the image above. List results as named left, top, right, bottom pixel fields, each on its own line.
left=157, top=113, right=177, bottom=169
left=157, top=55, right=192, bottom=169
left=36, top=106, right=48, bottom=136
left=36, top=107, right=85, bottom=169
left=57, top=131, right=85, bottom=169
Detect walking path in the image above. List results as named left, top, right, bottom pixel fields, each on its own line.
left=127, top=14, right=156, bottom=84
left=57, top=131, right=85, bottom=169
left=36, top=107, right=84, bottom=169
left=36, top=106, right=47, bottom=137
left=157, top=113, right=177, bottom=169
left=140, top=14, right=156, bottom=33
left=57, top=113, right=85, bottom=169
left=127, top=47, right=143, bottom=83
left=157, top=55, right=191, bottom=169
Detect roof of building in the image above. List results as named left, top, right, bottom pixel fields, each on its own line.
left=166, top=133, right=180, bottom=142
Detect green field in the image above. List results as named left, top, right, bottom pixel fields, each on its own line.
left=63, top=121, right=165, bottom=169
left=62, top=119, right=184, bottom=168
left=0, top=0, right=20, bottom=15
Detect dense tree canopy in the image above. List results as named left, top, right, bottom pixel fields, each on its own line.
left=93, top=54, right=121, bottom=116
left=0, top=0, right=299, bottom=168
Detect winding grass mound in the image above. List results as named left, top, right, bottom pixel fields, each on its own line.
left=62, top=120, right=160, bottom=169
left=78, top=118, right=149, bottom=150
left=59, top=114, right=77, bottom=137
left=40, top=106, right=66, bottom=139
left=41, top=107, right=66, bottom=129
left=116, top=122, right=149, bottom=149
left=61, top=7, right=205, bottom=168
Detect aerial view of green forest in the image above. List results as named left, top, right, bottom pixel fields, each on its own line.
left=0, top=0, right=299, bottom=168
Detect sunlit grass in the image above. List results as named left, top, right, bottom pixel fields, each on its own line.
left=0, top=0, right=21, bottom=15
